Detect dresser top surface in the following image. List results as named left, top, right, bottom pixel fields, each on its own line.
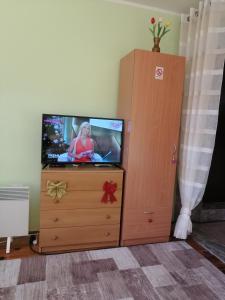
left=42, top=166, right=123, bottom=173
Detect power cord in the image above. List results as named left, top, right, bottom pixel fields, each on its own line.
left=29, top=234, right=44, bottom=255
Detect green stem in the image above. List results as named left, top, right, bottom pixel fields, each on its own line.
left=157, top=22, right=162, bottom=37
left=160, top=28, right=170, bottom=38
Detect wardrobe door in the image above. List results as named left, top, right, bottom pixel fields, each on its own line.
left=119, top=50, right=185, bottom=245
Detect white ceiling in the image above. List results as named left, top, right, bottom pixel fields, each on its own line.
left=112, top=0, right=200, bottom=14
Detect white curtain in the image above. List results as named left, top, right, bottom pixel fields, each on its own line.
left=174, top=0, right=225, bottom=239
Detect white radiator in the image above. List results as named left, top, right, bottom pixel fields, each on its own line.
left=0, top=186, right=29, bottom=238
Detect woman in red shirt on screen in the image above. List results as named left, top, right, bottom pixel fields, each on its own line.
left=68, top=122, right=94, bottom=162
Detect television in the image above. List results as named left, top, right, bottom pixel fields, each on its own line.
left=41, top=114, right=124, bottom=166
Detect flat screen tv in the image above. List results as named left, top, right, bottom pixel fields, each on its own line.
left=41, top=114, right=124, bottom=166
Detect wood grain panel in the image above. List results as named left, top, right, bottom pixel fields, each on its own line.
left=117, top=52, right=135, bottom=171
left=40, top=190, right=122, bottom=210
left=125, top=50, right=184, bottom=210
left=39, top=167, right=123, bottom=252
left=117, top=50, right=185, bottom=244
left=39, top=241, right=119, bottom=253
left=40, top=208, right=121, bottom=228
left=124, top=206, right=172, bottom=225
left=122, top=208, right=171, bottom=240
left=41, top=170, right=123, bottom=191
left=39, top=225, right=120, bottom=247
left=121, top=236, right=169, bottom=246
left=117, top=51, right=134, bottom=122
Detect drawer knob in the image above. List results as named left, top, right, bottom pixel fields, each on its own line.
left=148, top=219, right=153, bottom=223
left=54, top=199, right=60, bottom=204
left=106, top=214, right=111, bottom=219
left=105, top=232, right=111, bottom=237
left=53, top=218, right=59, bottom=222
left=53, top=235, right=58, bottom=240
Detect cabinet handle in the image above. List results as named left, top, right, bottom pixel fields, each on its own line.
left=172, top=144, right=177, bottom=164
left=173, top=144, right=177, bottom=155
left=105, top=232, right=111, bottom=237
left=148, top=219, right=153, bottom=223
left=144, top=211, right=153, bottom=214
left=53, top=235, right=58, bottom=240
left=53, top=217, right=59, bottom=222
left=106, top=214, right=111, bottom=219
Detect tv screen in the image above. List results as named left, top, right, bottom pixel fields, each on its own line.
left=41, top=114, right=124, bottom=165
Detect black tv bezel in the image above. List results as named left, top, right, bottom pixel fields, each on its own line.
left=41, top=113, right=124, bottom=166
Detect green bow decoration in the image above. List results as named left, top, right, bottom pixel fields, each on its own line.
left=47, top=180, right=67, bottom=199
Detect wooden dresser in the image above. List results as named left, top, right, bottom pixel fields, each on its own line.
left=38, top=166, right=123, bottom=253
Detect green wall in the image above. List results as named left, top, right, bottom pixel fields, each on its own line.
left=0, top=0, right=181, bottom=230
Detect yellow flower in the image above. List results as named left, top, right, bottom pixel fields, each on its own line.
left=164, top=21, right=171, bottom=27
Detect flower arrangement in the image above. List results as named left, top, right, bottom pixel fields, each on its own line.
left=148, top=17, right=171, bottom=39
left=148, top=17, right=171, bottom=52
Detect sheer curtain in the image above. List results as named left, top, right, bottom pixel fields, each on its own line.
left=174, top=0, right=225, bottom=239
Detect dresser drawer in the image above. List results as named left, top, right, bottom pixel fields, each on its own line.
left=122, top=207, right=172, bottom=240
left=41, top=171, right=123, bottom=191
left=40, top=208, right=121, bottom=228
left=40, top=190, right=122, bottom=210
left=39, top=225, right=120, bottom=247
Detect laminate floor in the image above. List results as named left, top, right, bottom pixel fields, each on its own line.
left=192, top=221, right=225, bottom=264
left=0, top=241, right=225, bottom=300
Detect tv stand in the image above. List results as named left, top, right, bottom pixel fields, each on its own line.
left=42, top=164, right=67, bottom=169
left=94, top=163, right=114, bottom=167
left=38, top=166, right=123, bottom=253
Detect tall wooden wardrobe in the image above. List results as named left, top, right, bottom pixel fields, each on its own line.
left=117, top=50, right=185, bottom=246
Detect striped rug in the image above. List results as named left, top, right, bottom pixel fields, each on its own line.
left=0, top=241, right=225, bottom=299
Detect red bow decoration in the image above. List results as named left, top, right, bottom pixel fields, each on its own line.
left=101, top=181, right=117, bottom=204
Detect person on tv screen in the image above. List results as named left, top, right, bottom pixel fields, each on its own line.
left=68, top=122, right=94, bottom=162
